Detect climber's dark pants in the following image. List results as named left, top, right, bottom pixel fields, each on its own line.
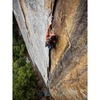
left=47, top=44, right=53, bottom=50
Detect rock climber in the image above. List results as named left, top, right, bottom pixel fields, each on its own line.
left=45, top=24, right=57, bottom=49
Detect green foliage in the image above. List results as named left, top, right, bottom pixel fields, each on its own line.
left=13, top=31, right=26, bottom=62
left=13, top=18, right=37, bottom=100
left=13, top=63, right=37, bottom=100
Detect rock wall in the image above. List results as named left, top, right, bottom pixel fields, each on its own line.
left=13, top=0, right=52, bottom=85
left=13, top=0, right=87, bottom=99
left=49, top=0, right=87, bottom=99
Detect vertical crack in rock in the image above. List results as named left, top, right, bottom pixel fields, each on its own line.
left=48, top=49, right=51, bottom=79
left=52, top=0, right=58, bottom=19
left=47, top=0, right=58, bottom=80
left=48, top=0, right=87, bottom=99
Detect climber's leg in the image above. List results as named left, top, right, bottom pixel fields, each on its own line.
left=48, top=44, right=53, bottom=50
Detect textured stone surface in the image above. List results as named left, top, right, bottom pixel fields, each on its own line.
left=13, top=0, right=87, bottom=99
left=13, top=0, right=52, bottom=85
left=49, top=0, right=87, bottom=99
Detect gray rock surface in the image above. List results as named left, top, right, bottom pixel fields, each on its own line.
left=13, top=0, right=51, bottom=85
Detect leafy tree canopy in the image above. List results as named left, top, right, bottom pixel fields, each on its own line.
left=13, top=16, right=37, bottom=100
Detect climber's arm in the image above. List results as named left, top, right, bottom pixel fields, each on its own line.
left=46, top=24, right=51, bottom=40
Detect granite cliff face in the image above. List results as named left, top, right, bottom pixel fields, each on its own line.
left=13, top=0, right=87, bottom=99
